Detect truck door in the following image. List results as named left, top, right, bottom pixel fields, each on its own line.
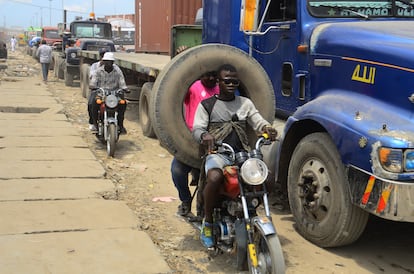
left=252, top=0, right=302, bottom=116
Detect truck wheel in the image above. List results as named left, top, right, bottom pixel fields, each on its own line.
left=31, top=46, right=37, bottom=59
left=287, top=132, right=369, bottom=247
left=64, top=68, right=74, bottom=86
left=58, top=61, right=65, bottom=80
left=139, top=82, right=156, bottom=138
left=80, top=64, right=90, bottom=98
left=150, top=43, right=275, bottom=168
left=49, top=58, right=54, bottom=71
left=54, top=59, right=59, bottom=77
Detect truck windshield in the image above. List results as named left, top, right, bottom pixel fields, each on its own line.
left=113, top=29, right=135, bottom=45
left=72, top=23, right=112, bottom=39
left=45, top=30, right=60, bottom=39
left=308, top=0, right=414, bottom=18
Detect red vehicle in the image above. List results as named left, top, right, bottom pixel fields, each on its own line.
left=41, top=26, right=62, bottom=46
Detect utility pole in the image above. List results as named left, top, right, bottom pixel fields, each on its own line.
left=49, top=0, right=52, bottom=25
left=40, top=8, right=43, bottom=27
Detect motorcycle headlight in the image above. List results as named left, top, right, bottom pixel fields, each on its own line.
left=105, top=94, right=118, bottom=108
left=240, top=158, right=268, bottom=185
left=70, top=52, right=77, bottom=59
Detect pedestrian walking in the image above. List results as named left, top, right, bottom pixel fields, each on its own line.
left=36, top=40, right=53, bottom=83
left=10, top=36, right=17, bottom=52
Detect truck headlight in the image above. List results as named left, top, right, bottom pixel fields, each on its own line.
left=404, top=149, right=414, bottom=171
left=378, top=147, right=402, bottom=173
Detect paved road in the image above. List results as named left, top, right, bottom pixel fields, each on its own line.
left=0, top=75, right=171, bottom=274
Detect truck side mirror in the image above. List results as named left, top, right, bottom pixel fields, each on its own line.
left=240, top=0, right=259, bottom=32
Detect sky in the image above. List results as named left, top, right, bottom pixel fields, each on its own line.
left=0, top=0, right=135, bottom=30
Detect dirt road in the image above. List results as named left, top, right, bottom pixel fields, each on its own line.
left=3, top=48, right=414, bottom=274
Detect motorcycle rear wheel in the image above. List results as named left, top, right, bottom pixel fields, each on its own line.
left=248, top=226, right=285, bottom=274
left=107, top=124, right=117, bottom=157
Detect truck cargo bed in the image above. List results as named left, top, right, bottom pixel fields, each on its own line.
left=80, top=50, right=170, bottom=78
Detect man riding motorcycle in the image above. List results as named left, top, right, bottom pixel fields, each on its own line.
left=89, top=52, right=129, bottom=134
left=192, top=64, right=278, bottom=248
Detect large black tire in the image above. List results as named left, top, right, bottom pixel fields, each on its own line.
left=139, top=82, right=156, bottom=138
left=64, top=67, right=74, bottom=87
left=49, top=57, right=54, bottom=71
left=54, top=58, right=59, bottom=77
left=80, top=64, right=90, bottom=98
left=31, top=46, right=37, bottom=59
left=288, top=132, right=369, bottom=247
left=57, top=60, right=65, bottom=80
left=150, top=44, right=275, bottom=168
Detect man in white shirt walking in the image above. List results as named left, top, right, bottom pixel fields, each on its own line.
left=36, top=40, right=53, bottom=83
left=10, top=36, right=17, bottom=52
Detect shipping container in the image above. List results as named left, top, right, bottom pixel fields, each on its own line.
left=134, top=0, right=202, bottom=55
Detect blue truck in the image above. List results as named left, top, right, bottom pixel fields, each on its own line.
left=150, top=0, right=414, bottom=248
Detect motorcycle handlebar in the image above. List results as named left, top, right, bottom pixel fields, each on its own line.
left=94, top=88, right=126, bottom=96
left=255, top=135, right=272, bottom=149
left=209, top=135, right=271, bottom=161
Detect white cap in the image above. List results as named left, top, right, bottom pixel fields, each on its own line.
left=102, top=52, right=115, bottom=61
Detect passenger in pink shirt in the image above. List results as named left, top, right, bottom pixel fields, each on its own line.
left=172, top=71, right=219, bottom=216
left=184, top=76, right=219, bottom=131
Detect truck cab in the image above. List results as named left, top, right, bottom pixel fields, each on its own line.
left=54, top=13, right=115, bottom=86
left=199, top=0, right=414, bottom=247
left=41, top=26, right=61, bottom=47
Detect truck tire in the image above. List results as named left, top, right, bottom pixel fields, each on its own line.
left=150, top=43, right=275, bottom=168
left=139, top=82, right=156, bottom=138
left=64, top=68, right=74, bottom=87
left=57, top=61, right=64, bottom=80
left=49, top=57, right=54, bottom=71
left=287, top=132, right=369, bottom=247
left=54, top=58, right=59, bottom=77
left=31, top=46, right=37, bottom=59
left=80, top=64, right=90, bottom=98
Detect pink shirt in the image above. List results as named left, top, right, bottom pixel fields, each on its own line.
left=184, top=80, right=219, bottom=131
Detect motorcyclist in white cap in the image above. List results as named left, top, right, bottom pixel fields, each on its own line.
left=89, top=52, right=129, bottom=134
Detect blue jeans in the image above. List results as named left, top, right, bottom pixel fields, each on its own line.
left=171, top=157, right=199, bottom=203
left=41, top=63, right=50, bottom=81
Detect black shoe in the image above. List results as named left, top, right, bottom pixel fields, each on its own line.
left=119, top=127, right=127, bottom=134
left=177, top=202, right=191, bottom=216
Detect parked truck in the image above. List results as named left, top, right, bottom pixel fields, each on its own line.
left=25, top=26, right=42, bottom=58
left=41, top=26, right=62, bottom=46
left=148, top=0, right=414, bottom=249
left=78, top=0, right=202, bottom=137
left=28, top=26, right=64, bottom=65
left=78, top=0, right=414, bottom=248
left=53, top=13, right=115, bottom=87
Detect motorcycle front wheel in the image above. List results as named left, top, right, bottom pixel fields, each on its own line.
left=248, top=225, right=285, bottom=274
left=107, top=123, right=117, bottom=157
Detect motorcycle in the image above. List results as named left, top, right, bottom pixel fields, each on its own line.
left=94, top=87, right=126, bottom=157
left=188, top=135, right=286, bottom=274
